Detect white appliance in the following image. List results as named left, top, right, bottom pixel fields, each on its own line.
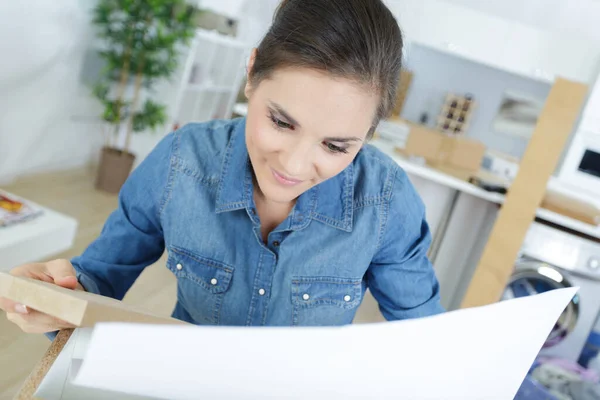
left=502, top=222, right=600, bottom=361
left=557, top=71, right=600, bottom=197
left=558, top=132, right=600, bottom=198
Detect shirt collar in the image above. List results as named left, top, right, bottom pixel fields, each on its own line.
left=215, top=118, right=354, bottom=232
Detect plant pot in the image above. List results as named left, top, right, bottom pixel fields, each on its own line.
left=95, top=146, right=136, bottom=194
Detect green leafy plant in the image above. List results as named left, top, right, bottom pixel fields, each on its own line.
left=92, top=0, right=199, bottom=152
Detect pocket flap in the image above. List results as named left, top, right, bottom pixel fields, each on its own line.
left=292, top=277, right=362, bottom=309
left=168, top=246, right=234, bottom=294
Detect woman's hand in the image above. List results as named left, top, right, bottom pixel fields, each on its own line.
left=0, top=259, right=85, bottom=333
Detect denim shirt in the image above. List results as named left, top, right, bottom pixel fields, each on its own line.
left=71, top=117, right=443, bottom=327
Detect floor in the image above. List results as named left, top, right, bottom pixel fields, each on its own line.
left=0, top=167, right=383, bottom=399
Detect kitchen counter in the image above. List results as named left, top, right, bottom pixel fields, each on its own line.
left=370, top=139, right=600, bottom=240
left=369, top=140, right=506, bottom=204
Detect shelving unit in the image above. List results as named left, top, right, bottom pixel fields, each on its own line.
left=172, top=29, right=249, bottom=127
left=435, top=93, right=476, bottom=135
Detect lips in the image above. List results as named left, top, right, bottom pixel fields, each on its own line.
left=271, top=168, right=303, bottom=186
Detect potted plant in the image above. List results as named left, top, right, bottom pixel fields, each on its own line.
left=92, top=0, right=198, bottom=194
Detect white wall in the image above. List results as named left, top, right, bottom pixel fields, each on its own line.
left=0, top=1, right=103, bottom=184
left=443, top=0, right=600, bottom=43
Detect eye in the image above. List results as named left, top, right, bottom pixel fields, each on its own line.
left=269, top=113, right=294, bottom=130
left=324, top=141, right=349, bottom=154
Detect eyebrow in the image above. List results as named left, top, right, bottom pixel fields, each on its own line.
left=325, top=136, right=363, bottom=143
left=268, top=101, right=364, bottom=143
left=269, top=101, right=301, bottom=127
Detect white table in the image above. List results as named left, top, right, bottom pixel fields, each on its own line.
left=0, top=192, right=78, bottom=271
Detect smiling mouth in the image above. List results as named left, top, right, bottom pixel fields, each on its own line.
left=271, top=168, right=304, bottom=186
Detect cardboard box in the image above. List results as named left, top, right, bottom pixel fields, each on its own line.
left=403, top=122, right=485, bottom=173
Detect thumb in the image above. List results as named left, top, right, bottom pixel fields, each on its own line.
left=45, top=259, right=77, bottom=289
left=54, top=276, right=78, bottom=290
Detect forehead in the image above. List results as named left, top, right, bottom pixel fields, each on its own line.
left=255, top=67, right=378, bottom=138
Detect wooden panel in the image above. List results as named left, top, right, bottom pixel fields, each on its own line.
left=461, top=78, right=588, bottom=308
left=391, top=70, right=413, bottom=117
left=0, top=272, right=186, bottom=327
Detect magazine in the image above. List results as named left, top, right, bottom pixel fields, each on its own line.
left=0, top=191, right=43, bottom=227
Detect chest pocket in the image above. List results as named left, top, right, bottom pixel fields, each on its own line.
left=167, top=246, right=234, bottom=325
left=292, top=276, right=363, bottom=326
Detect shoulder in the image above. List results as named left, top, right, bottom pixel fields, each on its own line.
left=353, top=144, right=424, bottom=215
left=169, top=118, right=243, bottom=184
left=173, top=118, right=240, bottom=160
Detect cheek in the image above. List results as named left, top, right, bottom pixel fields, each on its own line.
left=247, top=114, right=280, bottom=156
left=314, top=152, right=359, bottom=182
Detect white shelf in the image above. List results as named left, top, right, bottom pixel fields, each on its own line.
left=370, top=140, right=600, bottom=239
left=369, top=139, right=506, bottom=204
left=535, top=208, right=600, bottom=239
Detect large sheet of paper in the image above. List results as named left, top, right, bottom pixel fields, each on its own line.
left=35, top=328, right=151, bottom=400
left=66, top=288, right=576, bottom=399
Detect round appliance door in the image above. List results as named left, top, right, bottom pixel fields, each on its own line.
left=502, top=259, right=580, bottom=348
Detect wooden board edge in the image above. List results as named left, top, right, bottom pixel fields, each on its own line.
left=0, top=273, right=87, bottom=326
left=13, top=329, right=74, bottom=400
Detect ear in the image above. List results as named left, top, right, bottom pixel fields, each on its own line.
left=244, top=48, right=258, bottom=99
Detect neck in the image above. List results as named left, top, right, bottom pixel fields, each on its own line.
left=253, top=187, right=295, bottom=216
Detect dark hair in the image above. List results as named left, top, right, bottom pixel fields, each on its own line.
left=249, top=0, right=403, bottom=138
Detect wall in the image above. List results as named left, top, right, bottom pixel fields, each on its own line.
left=401, top=43, right=552, bottom=159
left=443, top=0, right=600, bottom=43
left=0, top=1, right=104, bottom=185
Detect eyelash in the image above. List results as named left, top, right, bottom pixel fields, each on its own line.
left=267, top=111, right=349, bottom=154
left=269, top=112, right=294, bottom=131
left=324, top=142, right=348, bottom=154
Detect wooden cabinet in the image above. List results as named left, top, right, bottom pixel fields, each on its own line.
left=385, top=0, right=600, bottom=84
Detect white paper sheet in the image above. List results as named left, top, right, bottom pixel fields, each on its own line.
left=70, top=288, right=577, bottom=400
left=36, top=328, right=163, bottom=400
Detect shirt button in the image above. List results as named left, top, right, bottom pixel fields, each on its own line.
left=258, top=288, right=266, bottom=296
left=210, top=278, right=218, bottom=285
left=302, top=293, right=310, bottom=301
left=273, top=241, right=280, bottom=247
left=344, top=295, right=351, bottom=302
left=176, top=263, right=183, bottom=271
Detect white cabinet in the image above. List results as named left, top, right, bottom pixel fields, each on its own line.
left=395, top=0, right=509, bottom=72
left=386, top=0, right=600, bottom=84
left=580, top=74, right=600, bottom=134
left=505, top=21, right=599, bottom=84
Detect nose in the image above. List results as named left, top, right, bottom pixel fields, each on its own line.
left=280, top=140, right=314, bottom=178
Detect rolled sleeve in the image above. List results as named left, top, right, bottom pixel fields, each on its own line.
left=367, top=168, right=444, bottom=321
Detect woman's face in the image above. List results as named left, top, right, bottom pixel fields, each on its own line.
left=245, top=66, right=379, bottom=205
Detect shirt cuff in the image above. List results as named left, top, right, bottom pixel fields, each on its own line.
left=74, top=270, right=102, bottom=295
left=44, top=272, right=99, bottom=341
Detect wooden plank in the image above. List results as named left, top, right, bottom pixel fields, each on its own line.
left=0, top=272, right=186, bottom=327
left=461, top=78, right=588, bottom=308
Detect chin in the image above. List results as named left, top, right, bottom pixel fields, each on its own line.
left=256, top=175, right=307, bottom=204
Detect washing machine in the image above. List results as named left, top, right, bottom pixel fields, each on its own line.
left=502, top=221, right=600, bottom=361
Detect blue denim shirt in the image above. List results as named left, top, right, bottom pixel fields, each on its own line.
left=71, top=117, right=443, bottom=326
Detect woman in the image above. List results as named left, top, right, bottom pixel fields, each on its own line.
left=1, top=0, right=443, bottom=334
